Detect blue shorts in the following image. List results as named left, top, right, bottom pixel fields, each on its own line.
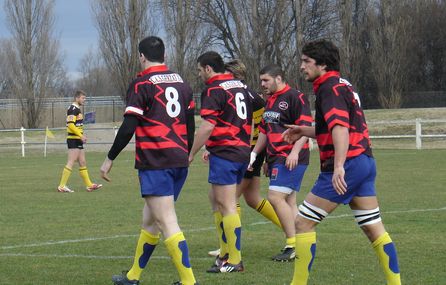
left=209, top=154, right=248, bottom=185
left=138, top=167, right=188, bottom=201
left=311, top=154, right=377, bottom=204
left=269, top=164, right=308, bottom=194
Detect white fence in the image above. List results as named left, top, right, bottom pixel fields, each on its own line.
left=0, top=119, right=445, bottom=157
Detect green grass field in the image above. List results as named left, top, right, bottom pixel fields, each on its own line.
left=1, top=149, right=445, bottom=285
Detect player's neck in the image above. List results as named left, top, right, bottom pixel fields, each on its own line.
left=142, top=61, right=165, bottom=70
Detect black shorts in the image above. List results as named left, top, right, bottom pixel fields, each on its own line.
left=67, top=139, right=84, bottom=149
left=244, top=149, right=266, bottom=179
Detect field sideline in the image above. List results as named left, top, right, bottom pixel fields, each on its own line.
left=1, top=149, right=445, bottom=284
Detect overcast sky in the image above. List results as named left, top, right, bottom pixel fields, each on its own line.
left=0, top=0, right=98, bottom=77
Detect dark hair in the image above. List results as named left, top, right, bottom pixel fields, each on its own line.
left=259, top=64, right=285, bottom=80
left=225, top=59, right=246, bottom=80
left=197, top=51, right=225, bottom=73
left=301, top=39, right=340, bottom=72
left=138, top=36, right=165, bottom=63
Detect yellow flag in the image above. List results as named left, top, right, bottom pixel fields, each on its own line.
left=46, top=126, right=55, bottom=139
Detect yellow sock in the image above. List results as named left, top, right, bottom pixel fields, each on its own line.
left=165, top=232, right=196, bottom=285
left=291, top=232, right=316, bottom=285
left=222, top=213, right=242, bottom=264
left=58, top=166, right=72, bottom=187
left=236, top=203, right=242, bottom=218
left=372, top=232, right=401, bottom=285
left=286, top=236, right=296, bottom=248
left=214, top=211, right=228, bottom=257
left=79, top=166, right=93, bottom=186
left=127, top=229, right=160, bottom=281
left=256, top=199, right=282, bottom=228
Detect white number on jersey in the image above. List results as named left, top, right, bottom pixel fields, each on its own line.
left=235, top=92, right=247, bottom=119
left=165, top=87, right=181, bottom=118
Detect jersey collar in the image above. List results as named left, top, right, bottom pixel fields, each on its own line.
left=313, top=71, right=340, bottom=93
left=206, top=73, right=234, bottom=85
left=270, top=84, right=291, bottom=98
left=137, top=64, right=168, bottom=77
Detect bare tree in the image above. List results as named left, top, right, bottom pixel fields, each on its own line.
left=3, top=0, right=66, bottom=128
left=92, top=0, right=158, bottom=101
left=160, top=0, right=211, bottom=89
left=76, top=47, right=118, bottom=97
left=366, top=0, right=412, bottom=108
left=201, top=0, right=297, bottom=88
left=335, top=0, right=369, bottom=85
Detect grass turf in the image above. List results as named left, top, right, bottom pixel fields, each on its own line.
left=0, top=149, right=445, bottom=284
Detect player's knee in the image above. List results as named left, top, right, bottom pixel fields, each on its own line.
left=297, top=201, right=328, bottom=227
left=244, top=196, right=258, bottom=209
left=352, top=207, right=381, bottom=227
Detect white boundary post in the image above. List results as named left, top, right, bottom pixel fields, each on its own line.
left=20, top=127, right=26, bottom=157
left=416, top=118, right=422, bottom=150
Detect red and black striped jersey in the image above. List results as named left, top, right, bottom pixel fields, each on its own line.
left=313, top=71, right=373, bottom=172
left=66, top=103, right=83, bottom=139
left=247, top=88, right=265, bottom=146
left=200, top=74, right=253, bottom=163
left=125, top=65, right=195, bottom=170
left=259, top=85, right=312, bottom=165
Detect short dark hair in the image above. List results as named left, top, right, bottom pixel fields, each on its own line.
left=138, top=36, right=164, bottom=63
left=225, top=59, right=246, bottom=80
left=259, top=64, right=284, bottom=80
left=302, top=39, right=340, bottom=72
left=197, top=51, right=225, bottom=73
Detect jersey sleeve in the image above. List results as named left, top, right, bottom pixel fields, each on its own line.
left=124, top=80, right=150, bottom=117
left=200, top=88, right=222, bottom=125
left=319, top=84, right=350, bottom=131
left=66, top=106, right=77, bottom=124
left=293, top=92, right=313, bottom=127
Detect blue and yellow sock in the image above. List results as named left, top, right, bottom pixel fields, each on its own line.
left=79, top=166, right=93, bottom=187
left=372, top=232, right=401, bottom=285
left=165, top=232, right=196, bottom=285
left=256, top=199, right=282, bottom=228
left=58, top=166, right=72, bottom=187
left=222, top=213, right=242, bottom=264
left=291, top=232, right=316, bottom=285
left=214, top=211, right=228, bottom=257
left=127, top=229, right=160, bottom=281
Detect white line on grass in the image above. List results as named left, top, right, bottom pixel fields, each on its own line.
left=0, top=253, right=212, bottom=261
left=1, top=206, right=445, bottom=252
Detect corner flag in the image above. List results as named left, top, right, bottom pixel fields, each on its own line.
left=46, top=127, right=55, bottom=139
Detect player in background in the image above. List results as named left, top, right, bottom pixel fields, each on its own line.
left=283, top=39, right=401, bottom=285
left=205, top=60, right=282, bottom=259
left=249, top=64, right=312, bottom=262
left=57, top=90, right=102, bottom=193
left=189, top=51, right=252, bottom=273
left=100, top=36, right=197, bottom=285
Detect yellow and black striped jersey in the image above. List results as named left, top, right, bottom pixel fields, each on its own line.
left=66, top=103, right=84, bottom=139
left=247, top=88, right=265, bottom=146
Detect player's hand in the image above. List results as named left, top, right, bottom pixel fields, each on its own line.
left=188, top=154, right=194, bottom=165
left=332, top=166, right=347, bottom=195
left=247, top=152, right=257, bottom=171
left=282, top=125, right=303, bottom=144
left=263, top=162, right=269, bottom=177
left=202, top=150, right=210, bottom=163
left=285, top=152, right=299, bottom=171
left=81, top=135, right=87, bottom=143
left=100, top=157, right=113, bottom=182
